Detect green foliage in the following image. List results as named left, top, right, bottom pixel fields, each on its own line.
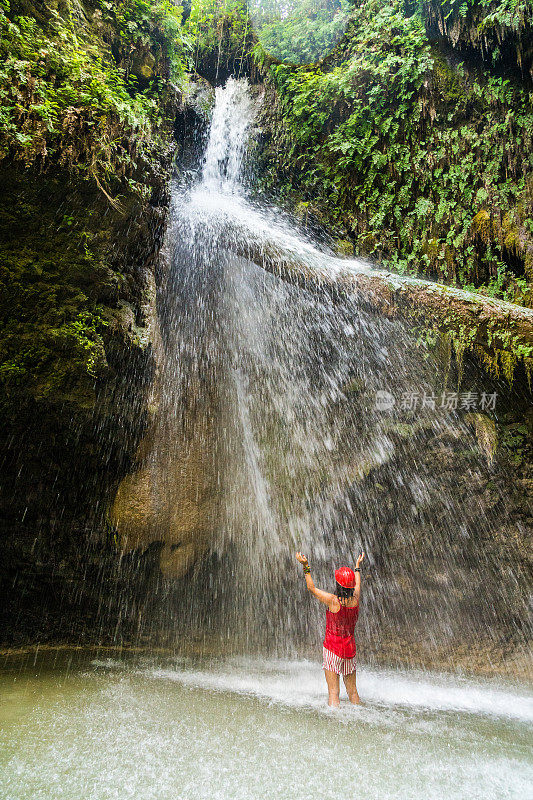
left=0, top=0, right=188, bottom=411
left=110, top=0, right=190, bottom=78
left=0, top=0, right=190, bottom=187
left=437, top=0, right=532, bottom=31
left=499, top=420, right=531, bottom=466
left=249, top=0, right=351, bottom=65
left=185, top=0, right=253, bottom=76
left=261, top=0, right=533, bottom=304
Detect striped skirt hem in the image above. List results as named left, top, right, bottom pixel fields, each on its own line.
left=322, top=646, right=356, bottom=675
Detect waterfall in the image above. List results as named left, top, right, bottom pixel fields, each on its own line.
left=3, top=82, right=531, bottom=800
left=113, top=79, right=529, bottom=662
left=201, top=78, right=254, bottom=192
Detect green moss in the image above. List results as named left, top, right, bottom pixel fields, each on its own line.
left=472, top=210, right=494, bottom=243
left=400, top=281, right=533, bottom=385
left=502, top=212, right=521, bottom=251
left=422, top=238, right=441, bottom=259
left=359, top=231, right=378, bottom=253
left=258, top=0, right=533, bottom=307
left=431, top=48, right=469, bottom=108
left=0, top=0, right=187, bottom=191
left=0, top=166, right=158, bottom=412
left=499, top=420, right=531, bottom=467
left=336, top=238, right=355, bottom=256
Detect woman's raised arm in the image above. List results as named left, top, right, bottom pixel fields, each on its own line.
left=296, top=552, right=338, bottom=609
left=353, top=552, right=365, bottom=601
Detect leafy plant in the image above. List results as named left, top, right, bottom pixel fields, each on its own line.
left=185, top=0, right=253, bottom=77
left=249, top=0, right=351, bottom=65
left=259, top=0, right=533, bottom=304
left=0, top=0, right=190, bottom=190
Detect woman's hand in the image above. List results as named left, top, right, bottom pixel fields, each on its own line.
left=356, top=552, right=365, bottom=568
left=295, top=551, right=308, bottom=565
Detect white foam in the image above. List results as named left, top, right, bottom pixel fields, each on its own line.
left=140, top=657, right=533, bottom=724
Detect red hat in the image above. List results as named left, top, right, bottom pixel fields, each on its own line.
left=335, top=566, right=356, bottom=588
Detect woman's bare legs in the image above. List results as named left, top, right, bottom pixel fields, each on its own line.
left=343, top=671, right=361, bottom=704
left=324, top=669, right=340, bottom=707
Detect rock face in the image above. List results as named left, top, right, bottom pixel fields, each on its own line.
left=109, top=77, right=217, bottom=583
left=110, top=399, right=221, bottom=581
left=349, top=397, right=533, bottom=676
left=0, top=0, right=531, bottom=676
left=0, top=0, right=222, bottom=641
left=422, top=0, right=533, bottom=84
left=248, top=4, right=533, bottom=668
left=0, top=164, right=168, bottom=643
left=212, top=230, right=532, bottom=672
left=0, top=0, right=182, bottom=643
left=217, top=225, right=533, bottom=381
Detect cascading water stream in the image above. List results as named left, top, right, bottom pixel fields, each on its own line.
left=2, top=78, right=532, bottom=800
left=116, top=78, right=530, bottom=664
left=159, top=79, right=426, bottom=648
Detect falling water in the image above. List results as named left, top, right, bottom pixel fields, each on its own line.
left=114, top=78, right=530, bottom=665
left=2, top=78, right=532, bottom=800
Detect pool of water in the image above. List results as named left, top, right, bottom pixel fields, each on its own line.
left=1, top=651, right=531, bottom=800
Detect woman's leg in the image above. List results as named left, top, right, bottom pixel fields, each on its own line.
left=324, top=669, right=340, bottom=707
left=343, top=671, right=361, bottom=704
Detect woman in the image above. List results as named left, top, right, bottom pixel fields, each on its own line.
left=296, top=550, right=365, bottom=707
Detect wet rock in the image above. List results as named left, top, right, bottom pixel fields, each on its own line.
left=465, top=412, right=498, bottom=463
left=110, top=434, right=219, bottom=580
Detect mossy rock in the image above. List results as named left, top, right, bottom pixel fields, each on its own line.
left=472, top=209, right=497, bottom=244
left=131, top=48, right=157, bottom=84
left=0, top=157, right=168, bottom=611
left=359, top=231, right=377, bottom=253
left=422, top=237, right=440, bottom=259
left=501, top=212, right=521, bottom=252
left=336, top=238, right=354, bottom=257
left=0, top=167, right=158, bottom=409
left=430, top=49, right=469, bottom=107
left=464, top=413, right=498, bottom=464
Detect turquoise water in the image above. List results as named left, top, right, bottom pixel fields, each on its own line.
left=1, top=651, right=531, bottom=800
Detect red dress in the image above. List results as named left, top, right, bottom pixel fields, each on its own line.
left=323, top=603, right=359, bottom=659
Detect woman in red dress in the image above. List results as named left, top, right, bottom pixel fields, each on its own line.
left=296, top=551, right=365, bottom=707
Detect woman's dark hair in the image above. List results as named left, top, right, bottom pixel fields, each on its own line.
left=335, top=582, right=354, bottom=599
